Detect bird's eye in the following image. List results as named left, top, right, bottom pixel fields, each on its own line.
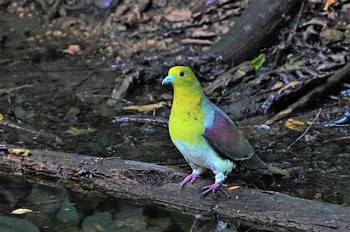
left=179, top=71, right=185, bottom=77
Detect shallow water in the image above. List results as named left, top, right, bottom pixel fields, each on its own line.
left=0, top=175, right=194, bottom=232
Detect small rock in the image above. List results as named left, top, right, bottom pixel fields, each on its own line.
left=63, top=44, right=81, bottom=55
left=27, top=37, right=35, bottom=42
left=52, top=30, right=63, bottom=37
left=44, top=30, right=52, bottom=37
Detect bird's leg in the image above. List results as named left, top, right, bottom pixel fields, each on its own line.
left=180, top=167, right=205, bottom=188
left=201, top=181, right=222, bottom=195
left=201, top=171, right=226, bottom=195
left=180, top=173, right=199, bottom=187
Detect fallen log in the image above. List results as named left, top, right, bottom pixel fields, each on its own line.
left=208, top=0, right=302, bottom=65
left=0, top=148, right=349, bottom=232
left=266, top=60, right=350, bottom=125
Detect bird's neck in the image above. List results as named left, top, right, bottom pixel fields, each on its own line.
left=172, top=84, right=204, bottom=109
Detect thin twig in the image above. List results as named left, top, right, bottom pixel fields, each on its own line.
left=113, top=115, right=168, bottom=127
left=0, top=119, right=60, bottom=143
left=0, top=84, right=32, bottom=95
left=322, top=136, right=350, bottom=144
left=287, top=108, right=322, bottom=149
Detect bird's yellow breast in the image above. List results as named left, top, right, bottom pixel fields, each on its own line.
left=169, top=94, right=206, bottom=145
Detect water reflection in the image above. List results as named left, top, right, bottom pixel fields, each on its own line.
left=0, top=175, right=194, bottom=231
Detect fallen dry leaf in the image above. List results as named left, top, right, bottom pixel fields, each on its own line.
left=164, top=8, right=192, bottom=22
left=0, top=113, right=3, bottom=121
left=277, top=81, right=302, bottom=94
left=191, top=29, right=216, bottom=38
left=181, top=38, right=214, bottom=45
left=8, top=148, right=31, bottom=157
left=227, top=186, right=241, bottom=191
left=63, top=44, right=81, bottom=55
left=323, top=0, right=337, bottom=11
left=123, top=102, right=167, bottom=113
left=284, top=118, right=310, bottom=131
left=12, top=208, right=33, bottom=215
left=270, top=81, right=284, bottom=91
left=8, top=148, right=23, bottom=156
left=146, top=39, right=157, bottom=46
left=125, top=6, right=142, bottom=23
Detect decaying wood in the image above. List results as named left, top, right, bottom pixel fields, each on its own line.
left=106, top=72, right=135, bottom=106
left=204, top=61, right=255, bottom=96
left=272, top=1, right=305, bottom=68
left=111, top=75, right=134, bottom=99
left=266, top=61, right=350, bottom=125
left=209, top=0, right=302, bottom=65
left=0, top=149, right=349, bottom=232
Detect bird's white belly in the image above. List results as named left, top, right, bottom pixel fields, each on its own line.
left=173, top=140, right=210, bottom=168
left=173, top=139, right=234, bottom=174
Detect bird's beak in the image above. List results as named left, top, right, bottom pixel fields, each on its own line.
left=162, top=75, right=175, bottom=85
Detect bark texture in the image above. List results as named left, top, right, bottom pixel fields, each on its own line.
left=209, top=0, right=302, bottom=65
left=0, top=149, right=349, bottom=232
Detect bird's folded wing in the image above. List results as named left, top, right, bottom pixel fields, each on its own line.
left=203, top=107, right=255, bottom=161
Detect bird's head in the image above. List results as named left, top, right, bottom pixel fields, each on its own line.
left=162, top=66, right=204, bottom=104
left=162, top=66, right=200, bottom=87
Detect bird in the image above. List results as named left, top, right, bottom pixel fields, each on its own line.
left=162, top=66, right=287, bottom=195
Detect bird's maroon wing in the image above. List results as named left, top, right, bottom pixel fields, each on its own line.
left=203, top=109, right=255, bottom=161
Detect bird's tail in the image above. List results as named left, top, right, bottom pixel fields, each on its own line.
left=239, top=153, right=269, bottom=170
left=267, top=165, right=289, bottom=176
left=240, top=153, right=289, bottom=176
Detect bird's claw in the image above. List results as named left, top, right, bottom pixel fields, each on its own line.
left=180, top=173, right=199, bottom=188
left=201, top=182, right=222, bottom=195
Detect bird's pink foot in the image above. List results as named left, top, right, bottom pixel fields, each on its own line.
left=201, top=182, right=222, bottom=195
left=180, top=173, right=199, bottom=187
